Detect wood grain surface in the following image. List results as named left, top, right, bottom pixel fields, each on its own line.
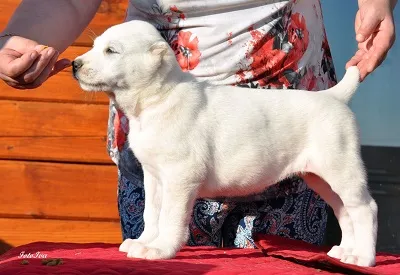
left=0, top=160, right=119, bottom=220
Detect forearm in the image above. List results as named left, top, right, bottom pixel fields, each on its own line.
left=0, top=0, right=102, bottom=52
left=358, top=0, right=398, bottom=9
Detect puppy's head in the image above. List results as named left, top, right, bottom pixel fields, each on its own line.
left=73, top=20, right=171, bottom=94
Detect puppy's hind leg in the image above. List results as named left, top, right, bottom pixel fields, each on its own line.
left=313, top=157, right=378, bottom=267
left=302, top=173, right=355, bottom=259
left=121, top=167, right=162, bottom=254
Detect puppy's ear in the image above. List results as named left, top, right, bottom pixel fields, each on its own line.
left=149, top=41, right=169, bottom=56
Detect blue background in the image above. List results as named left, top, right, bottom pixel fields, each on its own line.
left=321, top=1, right=399, bottom=146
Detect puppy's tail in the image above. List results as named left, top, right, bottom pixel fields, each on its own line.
left=320, top=66, right=360, bottom=104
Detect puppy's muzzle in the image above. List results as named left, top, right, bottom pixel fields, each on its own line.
left=72, top=59, right=83, bottom=77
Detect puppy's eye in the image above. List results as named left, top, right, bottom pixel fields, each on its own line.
left=105, top=47, right=118, bottom=54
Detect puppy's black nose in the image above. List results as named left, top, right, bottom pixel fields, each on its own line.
left=72, top=59, right=83, bottom=73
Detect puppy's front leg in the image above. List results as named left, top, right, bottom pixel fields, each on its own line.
left=128, top=176, right=198, bottom=260
left=120, top=167, right=162, bottom=253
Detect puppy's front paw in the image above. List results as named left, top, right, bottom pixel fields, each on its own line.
left=119, top=238, right=141, bottom=253
left=120, top=239, right=149, bottom=258
left=121, top=237, right=178, bottom=260
left=137, top=229, right=159, bottom=244
left=126, top=241, right=177, bottom=260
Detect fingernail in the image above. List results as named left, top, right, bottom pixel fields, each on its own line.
left=356, top=34, right=364, bottom=42
left=47, top=48, right=54, bottom=56
left=30, top=52, right=38, bottom=59
left=34, top=45, right=44, bottom=51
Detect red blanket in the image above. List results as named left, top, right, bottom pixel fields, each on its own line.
left=0, top=235, right=399, bottom=275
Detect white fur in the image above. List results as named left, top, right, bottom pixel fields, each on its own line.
left=74, top=20, right=378, bottom=267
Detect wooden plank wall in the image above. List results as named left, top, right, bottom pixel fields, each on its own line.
left=0, top=0, right=129, bottom=253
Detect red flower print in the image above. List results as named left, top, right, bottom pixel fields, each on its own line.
left=277, top=13, right=310, bottom=83
left=168, top=6, right=186, bottom=22
left=173, top=31, right=201, bottom=71
left=227, top=32, right=233, bottom=46
left=237, top=12, right=309, bottom=88
left=170, top=5, right=179, bottom=12
left=165, top=6, right=186, bottom=24
left=299, top=68, right=318, bottom=91
left=239, top=29, right=288, bottom=86
left=170, top=5, right=186, bottom=20
left=286, top=13, right=309, bottom=59
left=236, top=69, right=247, bottom=83
left=113, top=109, right=127, bottom=151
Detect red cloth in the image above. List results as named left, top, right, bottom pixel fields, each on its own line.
left=255, top=234, right=400, bottom=275
left=0, top=235, right=398, bottom=275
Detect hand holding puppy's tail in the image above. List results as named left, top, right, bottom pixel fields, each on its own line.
left=321, top=66, right=360, bottom=104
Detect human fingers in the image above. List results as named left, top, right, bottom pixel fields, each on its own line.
left=346, top=48, right=366, bottom=69
left=359, top=44, right=389, bottom=80
left=19, top=46, right=58, bottom=84
left=355, top=4, right=385, bottom=43
left=0, top=48, right=39, bottom=80
left=21, top=58, right=72, bottom=89
left=21, top=50, right=61, bottom=89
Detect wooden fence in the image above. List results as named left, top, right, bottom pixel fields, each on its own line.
left=0, top=0, right=128, bottom=253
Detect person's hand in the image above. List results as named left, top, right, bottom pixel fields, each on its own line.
left=0, top=35, right=71, bottom=89
left=346, top=0, right=397, bottom=81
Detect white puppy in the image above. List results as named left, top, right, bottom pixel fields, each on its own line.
left=73, top=20, right=378, bottom=267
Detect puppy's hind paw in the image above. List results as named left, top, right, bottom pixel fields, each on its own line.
left=340, top=254, right=376, bottom=267
left=327, top=245, right=352, bottom=260
left=327, top=245, right=344, bottom=259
